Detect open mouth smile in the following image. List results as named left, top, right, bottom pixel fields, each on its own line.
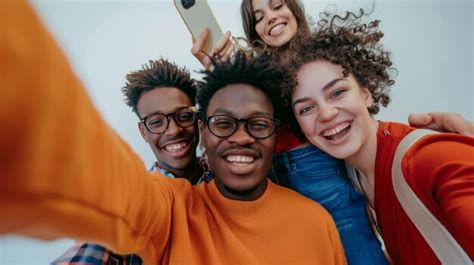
left=269, top=23, right=286, bottom=36
left=225, top=155, right=255, bottom=165
left=321, top=121, right=352, bottom=141
left=164, top=141, right=189, bottom=152
left=221, top=149, right=260, bottom=174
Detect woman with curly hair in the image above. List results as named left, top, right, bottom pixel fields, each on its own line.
left=285, top=16, right=474, bottom=264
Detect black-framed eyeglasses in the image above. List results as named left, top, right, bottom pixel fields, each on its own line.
left=140, top=106, right=197, bottom=134
left=205, top=114, right=280, bottom=139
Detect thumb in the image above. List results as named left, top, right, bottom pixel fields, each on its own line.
left=408, top=113, right=432, bottom=127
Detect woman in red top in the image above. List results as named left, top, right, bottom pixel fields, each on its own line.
left=286, top=14, right=474, bottom=264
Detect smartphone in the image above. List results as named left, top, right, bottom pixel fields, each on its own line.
left=174, top=0, right=224, bottom=54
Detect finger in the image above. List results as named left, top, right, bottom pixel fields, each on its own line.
left=201, top=56, right=214, bottom=71
left=218, top=37, right=233, bottom=58
left=191, top=27, right=209, bottom=56
left=191, top=49, right=208, bottom=68
left=408, top=113, right=432, bottom=127
left=433, top=112, right=474, bottom=136
left=410, top=112, right=474, bottom=136
left=210, top=31, right=231, bottom=56
left=219, top=32, right=233, bottom=57
left=220, top=42, right=235, bottom=62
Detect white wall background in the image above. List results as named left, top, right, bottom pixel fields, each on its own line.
left=1, top=0, right=472, bottom=264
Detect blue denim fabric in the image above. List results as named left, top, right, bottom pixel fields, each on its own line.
left=269, top=145, right=387, bottom=265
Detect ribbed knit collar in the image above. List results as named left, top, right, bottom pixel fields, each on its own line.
left=206, top=179, right=275, bottom=219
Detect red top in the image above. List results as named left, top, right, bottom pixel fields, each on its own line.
left=374, top=122, right=474, bottom=264
left=274, top=126, right=308, bottom=154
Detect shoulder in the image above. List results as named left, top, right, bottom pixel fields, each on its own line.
left=402, top=132, right=474, bottom=197
left=378, top=121, right=414, bottom=140
left=404, top=132, right=474, bottom=172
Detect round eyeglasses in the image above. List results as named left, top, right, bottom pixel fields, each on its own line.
left=206, top=114, right=280, bottom=139
left=140, top=107, right=197, bottom=134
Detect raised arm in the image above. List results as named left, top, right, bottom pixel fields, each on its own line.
left=406, top=134, right=474, bottom=258
left=0, top=2, right=166, bottom=263
left=191, top=27, right=234, bottom=70
left=409, top=112, right=474, bottom=136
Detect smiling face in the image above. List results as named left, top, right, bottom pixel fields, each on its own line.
left=200, top=84, right=276, bottom=201
left=252, top=0, right=298, bottom=47
left=137, top=87, right=198, bottom=176
left=292, top=60, right=376, bottom=160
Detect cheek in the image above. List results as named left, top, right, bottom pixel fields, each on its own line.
left=255, top=23, right=265, bottom=38
left=145, top=134, right=159, bottom=145
left=202, top=134, right=220, bottom=156
left=295, top=115, right=312, bottom=132
left=263, top=137, right=276, bottom=154
left=288, top=14, right=298, bottom=35
left=185, top=126, right=197, bottom=139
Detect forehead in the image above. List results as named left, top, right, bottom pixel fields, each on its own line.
left=207, top=84, right=273, bottom=117
left=296, top=61, right=344, bottom=88
left=137, top=87, right=193, bottom=116
left=252, top=0, right=274, bottom=11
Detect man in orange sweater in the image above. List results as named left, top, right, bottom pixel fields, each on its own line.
left=0, top=2, right=345, bottom=264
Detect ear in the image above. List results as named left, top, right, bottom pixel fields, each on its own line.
left=361, top=87, right=374, bottom=108
left=138, top=122, right=149, bottom=143
left=198, top=120, right=207, bottom=147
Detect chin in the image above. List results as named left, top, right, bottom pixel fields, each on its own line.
left=326, top=146, right=359, bottom=160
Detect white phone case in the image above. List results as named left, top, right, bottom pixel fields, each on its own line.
left=174, top=0, right=223, bottom=54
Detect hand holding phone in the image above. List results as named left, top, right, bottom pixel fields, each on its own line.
left=174, top=0, right=223, bottom=54
left=191, top=29, right=234, bottom=70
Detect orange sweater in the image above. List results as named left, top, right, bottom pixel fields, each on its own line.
left=0, top=2, right=346, bottom=264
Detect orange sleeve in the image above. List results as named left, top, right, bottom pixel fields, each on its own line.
left=328, top=218, right=348, bottom=265
left=0, top=2, right=168, bottom=263
left=403, top=134, right=474, bottom=258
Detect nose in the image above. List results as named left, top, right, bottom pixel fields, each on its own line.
left=227, top=123, right=255, bottom=146
left=267, top=12, right=277, bottom=25
left=164, top=118, right=183, bottom=136
left=318, top=103, right=338, bottom=122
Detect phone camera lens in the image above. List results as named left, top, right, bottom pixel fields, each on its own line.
left=181, top=0, right=195, bottom=9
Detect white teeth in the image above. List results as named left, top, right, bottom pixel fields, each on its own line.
left=269, top=24, right=285, bottom=36
left=226, top=155, right=255, bottom=163
left=322, top=122, right=351, bottom=137
left=164, top=142, right=188, bottom=152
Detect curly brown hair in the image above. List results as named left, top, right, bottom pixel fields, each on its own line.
left=122, top=58, right=197, bottom=117
left=283, top=12, right=395, bottom=115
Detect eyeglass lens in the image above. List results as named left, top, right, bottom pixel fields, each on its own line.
left=207, top=115, right=278, bottom=139
left=144, top=108, right=195, bottom=134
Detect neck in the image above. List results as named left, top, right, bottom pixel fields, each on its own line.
left=158, top=157, right=203, bottom=185
left=214, top=178, right=268, bottom=201
left=346, top=119, right=379, bottom=206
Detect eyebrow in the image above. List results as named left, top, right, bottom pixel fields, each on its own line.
left=142, top=105, right=192, bottom=118
left=292, top=78, right=345, bottom=107
left=212, top=108, right=272, bottom=117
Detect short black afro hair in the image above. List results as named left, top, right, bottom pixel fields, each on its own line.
left=196, top=51, right=291, bottom=123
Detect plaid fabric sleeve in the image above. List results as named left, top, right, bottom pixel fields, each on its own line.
left=52, top=242, right=142, bottom=265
